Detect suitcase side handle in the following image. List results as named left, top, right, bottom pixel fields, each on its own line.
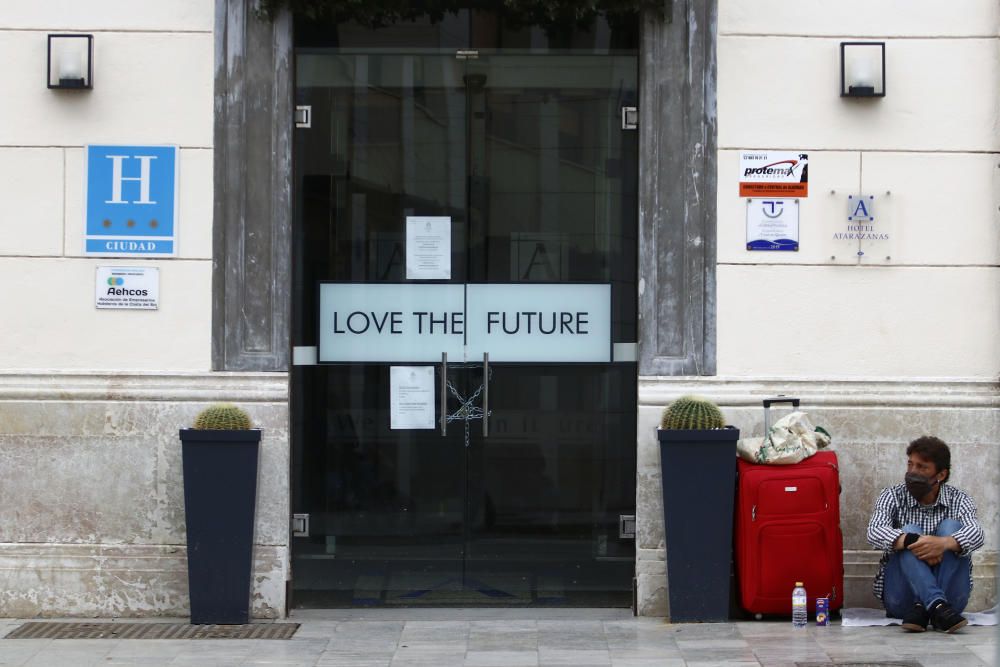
left=763, top=397, right=800, bottom=409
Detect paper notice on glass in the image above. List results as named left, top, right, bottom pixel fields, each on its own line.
left=406, top=216, right=451, bottom=279
left=390, top=366, right=436, bottom=430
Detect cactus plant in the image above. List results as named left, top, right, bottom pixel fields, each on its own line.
left=193, top=403, right=253, bottom=430
left=659, top=395, right=725, bottom=430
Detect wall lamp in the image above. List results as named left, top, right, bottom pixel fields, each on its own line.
left=840, top=41, right=885, bottom=98
left=48, top=34, right=93, bottom=90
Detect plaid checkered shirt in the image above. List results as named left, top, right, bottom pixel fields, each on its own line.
left=866, top=482, right=985, bottom=600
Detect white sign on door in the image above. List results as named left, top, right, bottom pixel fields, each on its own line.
left=389, top=366, right=436, bottom=430
left=319, top=283, right=465, bottom=362
left=465, top=284, right=611, bottom=362
left=318, top=283, right=611, bottom=363
left=406, top=216, right=451, bottom=280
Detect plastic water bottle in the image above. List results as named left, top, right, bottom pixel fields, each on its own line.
left=792, top=582, right=808, bottom=628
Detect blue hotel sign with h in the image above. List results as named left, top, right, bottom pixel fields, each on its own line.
left=85, top=145, right=178, bottom=256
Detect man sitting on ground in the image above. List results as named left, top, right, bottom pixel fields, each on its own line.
left=866, top=435, right=985, bottom=633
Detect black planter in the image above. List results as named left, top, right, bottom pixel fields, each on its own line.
left=179, top=428, right=261, bottom=625
left=658, top=427, right=739, bottom=622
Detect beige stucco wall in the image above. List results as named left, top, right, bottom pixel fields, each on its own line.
left=0, top=3, right=290, bottom=619
left=715, top=8, right=1000, bottom=378
left=0, top=1, right=214, bottom=371
left=638, top=2, right=1000, bottom=617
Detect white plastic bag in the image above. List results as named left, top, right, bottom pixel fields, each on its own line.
left=737, top=411, right=831, bottom=465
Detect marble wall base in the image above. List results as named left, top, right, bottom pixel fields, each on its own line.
left=0, top=544, right=286, bottom=619
left=0, top=372, right=289, bottom=619
left=637, top=377, right=999, bottom=618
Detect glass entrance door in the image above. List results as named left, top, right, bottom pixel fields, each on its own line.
left=292, top=45, right=638, bottom=607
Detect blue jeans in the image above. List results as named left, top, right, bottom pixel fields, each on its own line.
left=882, top=518, right=971, bottom=617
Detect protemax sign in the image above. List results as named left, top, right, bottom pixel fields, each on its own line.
left=318, top=283, right=611, bottom=363
left=739, top=151, right=809, bottom=197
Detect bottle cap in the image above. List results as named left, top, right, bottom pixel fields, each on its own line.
left=795, top=581, right=804, bottom=586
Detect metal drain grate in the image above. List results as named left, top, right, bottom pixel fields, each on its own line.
left=797, top=662, right=923, bottom=667
left=5, top=622, right=300, bottom=640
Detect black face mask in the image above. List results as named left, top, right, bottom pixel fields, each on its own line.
left=905, top=472, right=939, bottom=501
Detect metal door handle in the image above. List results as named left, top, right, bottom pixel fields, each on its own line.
left=483, top=352, right=489, bottom=437
left=440, top=352, right=447, bottom=436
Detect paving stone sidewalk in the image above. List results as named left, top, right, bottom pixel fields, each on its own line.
left=0, top=609, right=995, bottom=667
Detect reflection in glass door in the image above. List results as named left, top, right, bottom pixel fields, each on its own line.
left=292, top=36, right=638, bottom=606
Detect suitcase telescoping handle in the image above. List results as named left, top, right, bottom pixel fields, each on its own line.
left=763, top=397, right=800, bottom=409
left=763, top=396, right=800, bottom=433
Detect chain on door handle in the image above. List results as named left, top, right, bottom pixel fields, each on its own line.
left=439, top=351, right=490, bottom=438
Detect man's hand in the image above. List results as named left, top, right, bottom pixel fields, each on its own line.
left=908, top=535, right=958, bottom=562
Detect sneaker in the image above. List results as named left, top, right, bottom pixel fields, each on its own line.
left=929, top=601, right=968, bottom=633
left=900, top=603, right=929, bottom=632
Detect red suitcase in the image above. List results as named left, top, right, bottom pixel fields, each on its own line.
left=735, top=400, right=843, bottom=617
